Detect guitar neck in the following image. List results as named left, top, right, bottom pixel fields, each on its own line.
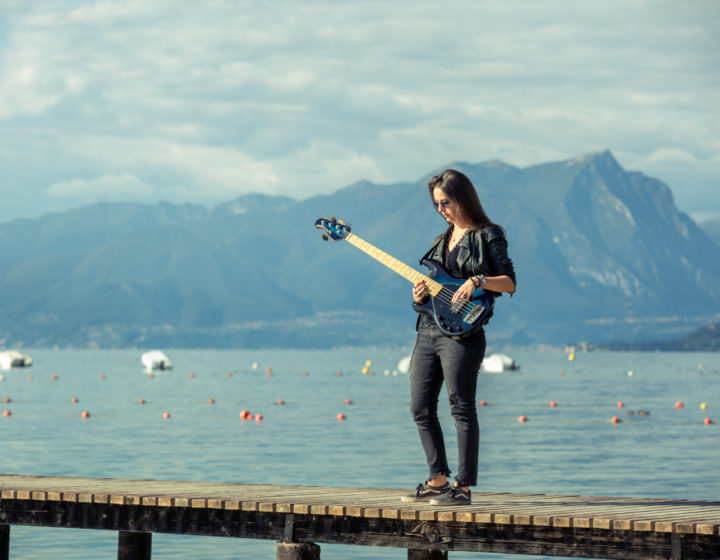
left=345, top=233, right=442, bottom=296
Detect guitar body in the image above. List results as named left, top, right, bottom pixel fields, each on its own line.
left=314, top=216, right=495, bottom=339
left=412, top=259, right=495, bottom=338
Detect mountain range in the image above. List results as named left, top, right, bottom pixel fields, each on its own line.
left=2, top=150, right=719, bottom=349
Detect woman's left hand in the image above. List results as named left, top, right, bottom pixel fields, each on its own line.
left=451, top=278, right=476, bottom=305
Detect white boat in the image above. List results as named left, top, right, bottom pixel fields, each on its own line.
left=0, top=350, right=33, bottom=370
left=481, top=352, right=519, bottom=374
left=141, top=350, right=173, bottom=371
left=397, top=355, right=411, bottom=374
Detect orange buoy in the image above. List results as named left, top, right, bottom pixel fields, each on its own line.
left=51, top=374, right=58, bottom=380
left=344, top=399, right=352, bottom=405
left=2, top=397, right=10, bottom=404
left=162, top=412, right=171, bottom=419
left=617, top=401, right=624, bottom=408
left=226, top=372, right=232, bottom=378
left=81, top=411, right=90, bottom=419
left=335, top=371, right=342, bottom=376
left=2, top=409, right=10, bottom=417
left=207, top=398, right=215, bottom=404
left=303, top=371, right=309, bottom=376
left=99, top=374, right=106, bottom=380
left=518, top=415, right=528, bottom=423
left=189, top=372, right=195, bottom=378
left=138, top=398, right=146, bottom=405
left=71, top=397, right=78, bottom=403
left=337, top=413, right=346, bottom=420
left=478, top=400, right=487, bottom=407
left=704, top=417, right=713, bottom=425
left=255, top=414, right=263, bottom=422
left=239, top=409, right=250, bottom=419
left=611, top=416, right=621, bottom=424
left=674, top=401, right=684, bottom=409
left=549, top=401, right=557, bottom=408
left=276, top=399, right=285, bottom=405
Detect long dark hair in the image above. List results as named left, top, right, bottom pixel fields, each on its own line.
left=428, top=169, right=494, bottom=229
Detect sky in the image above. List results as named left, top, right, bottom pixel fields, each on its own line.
left=0, top=0, right=718, bottom=223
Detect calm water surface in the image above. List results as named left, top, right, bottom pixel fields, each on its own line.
left=1, top=347, right=718, bottom=559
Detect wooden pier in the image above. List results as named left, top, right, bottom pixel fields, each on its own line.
left=1, top=474, right=718, bottom=559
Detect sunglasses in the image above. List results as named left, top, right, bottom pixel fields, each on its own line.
left=433, top=199, right=452, bottom=210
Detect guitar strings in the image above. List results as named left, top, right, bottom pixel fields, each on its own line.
left=433, top=286, right=476, bottom=315
left=346, top=234, right=479, bottom=318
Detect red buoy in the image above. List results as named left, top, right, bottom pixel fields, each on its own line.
left=71, top=397, right=78, bottom=403
left=81, top=411, right=90, bottom=419
left=704, top=417, right=713, bottom=425
left=337, top=413, right=346, bottom=420
left=255, top=414, right=263, bottom=422
left=549, top=401, right=557, bottom=408
left=518, top=415, right=528, bottom=423
left=344, top=399, right=352, bottom=405
left=617, top=401, right=624, bottom=408
left=611, top=416, right=621, bottom=424
left=138, top=398, right=146, bottom=405
left=478, top=400, right=487, bottom=407
left=2, top=409, right=10, bottom=417
left=675, top=401, right=684, bottom=409
left=162, top=412, right=171, bottom=419
left=207, top=398, right=215, bottom=404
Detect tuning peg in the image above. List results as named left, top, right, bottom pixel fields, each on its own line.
left=322, top=234, right=329, bottom=241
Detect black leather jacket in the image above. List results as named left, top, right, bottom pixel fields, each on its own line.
left=421, top=225, right=516, bottom=293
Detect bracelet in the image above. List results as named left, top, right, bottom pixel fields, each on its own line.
left=476, top=275, right=486, bottom=289
left=470, top=276, right=480, bottom=288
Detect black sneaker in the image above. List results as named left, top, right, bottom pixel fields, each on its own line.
left=400, top=481, right=450, bottom=502
left=429, top=486, right=471, bottom=505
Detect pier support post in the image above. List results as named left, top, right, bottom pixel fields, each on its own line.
left=118, top=530, right=152, bottom=560
left=276, top=541, right=320, bottom=560
left=408, top=549, right=448, bottom=560
left=0, top=524, right=9, bottom=560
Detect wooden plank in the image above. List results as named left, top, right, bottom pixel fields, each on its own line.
left=2, top=474, right=719, bottom=540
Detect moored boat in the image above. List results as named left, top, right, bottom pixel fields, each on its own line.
left=141, top=350, right=173, bottom=371
left=481, top=352, right=519, bottom=374
left=0, top=350, right=33, bottom=370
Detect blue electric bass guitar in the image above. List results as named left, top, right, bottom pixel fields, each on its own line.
left=315, top=216, right=494, bottom=338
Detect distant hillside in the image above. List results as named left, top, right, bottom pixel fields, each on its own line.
left=1, top=151, right=719, bottom=348
left=600, top=322, right=720, bottom=351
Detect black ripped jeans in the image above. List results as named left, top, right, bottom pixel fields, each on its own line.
left=409, top=318, right=486, bottom=487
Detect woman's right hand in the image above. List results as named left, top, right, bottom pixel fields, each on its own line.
left=413, top=281, right=429, bottom=303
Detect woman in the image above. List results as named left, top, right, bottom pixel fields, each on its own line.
left=402, top=169, right=516, bottom=505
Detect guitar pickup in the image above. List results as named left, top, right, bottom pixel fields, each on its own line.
left=464, top=304, right=484, bottom=324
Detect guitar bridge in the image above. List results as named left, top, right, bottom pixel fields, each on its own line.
left=464, top=304, right=484, bottom=324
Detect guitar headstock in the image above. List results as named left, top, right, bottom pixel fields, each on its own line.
left=315, top=216, right=352, bottom=241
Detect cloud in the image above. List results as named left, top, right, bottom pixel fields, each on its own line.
left=0, top=0, right=718, bottom=221
left=47, top=173, right=154, bottom=200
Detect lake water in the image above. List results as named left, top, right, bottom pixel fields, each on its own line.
left=1, top=347, right=718, bottom=559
